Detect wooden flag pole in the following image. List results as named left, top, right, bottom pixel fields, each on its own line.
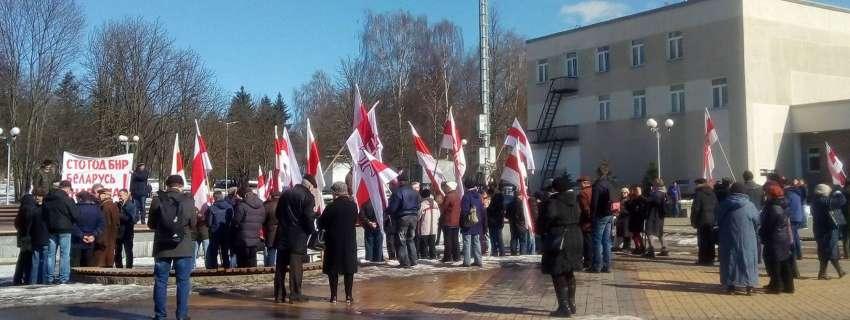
left=323, top=144, right=347, bottom=176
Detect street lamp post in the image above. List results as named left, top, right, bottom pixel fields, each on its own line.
left=646, top=118, right=675, bottom=179
left=118, top=134, right=140, bottom=154
left=0, top=127, right=20, bottom=205
left=222, top=121, right=239, bottom=189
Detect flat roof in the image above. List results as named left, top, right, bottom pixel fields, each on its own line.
left=527, top=0, right=850, bottom=44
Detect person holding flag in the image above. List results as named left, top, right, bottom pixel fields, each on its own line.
left=306, top=119, right=326, bottom=213
left=385, top=173, right=420, bottom=268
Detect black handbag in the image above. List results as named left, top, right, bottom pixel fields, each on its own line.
left=829, top=197, right=847, bottom=227
left=542, top=229, right=566, bottom=252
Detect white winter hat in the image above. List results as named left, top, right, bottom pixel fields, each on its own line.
left=446, top=181, right=458, bottom=191
left=815, top=184, right=832, bottom=197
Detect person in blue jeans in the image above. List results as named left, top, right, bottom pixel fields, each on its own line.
left=42, top=181, right=79, bottom=284
left=785, top=184, right=805, bottom=260
left=148, top=175, right=196, bottom=320
left=590, top=163, right=614, bottom=273
left=461, top=183, right=487, bottom=267
left=486, top=187, right=506, bottom=256
left=359, top=202, right=384, bottom=262
left=130, top=163, right=151, bottom=224
left=205, top=192, right=233, bottom=269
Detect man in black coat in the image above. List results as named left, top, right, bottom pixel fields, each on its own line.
left=274, top=175, right=318, bottom=303
left=590, top=163, right=615, bottom=273
left=742, top=170, right=764, bottom=211
left=233, top=187, right=266, bottom=268
left=43, top=180, right=79, bottom=284
left=691, top=178, right=717, bottom=265
left=115, top=189, right=138, bottom=268
left=130, top=163, right=151, bottom=224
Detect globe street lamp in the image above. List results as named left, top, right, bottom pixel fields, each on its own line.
left=0, top=127, right=20, bottom=204
left=118, top=134, right=140, bottom=154
left=646, top=118, right=674, bottom=179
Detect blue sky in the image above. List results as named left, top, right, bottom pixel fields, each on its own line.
left=81, top=0, right=850, bottom=103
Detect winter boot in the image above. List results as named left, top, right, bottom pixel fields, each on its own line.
left=567, top=277, right=577, bottom=315
left=831, top=259, right=846, bottom=278
left=550, top=286, right=571, bottom=318
left=819, top=259, right=831, bottom=280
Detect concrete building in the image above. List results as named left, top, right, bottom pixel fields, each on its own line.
left=526, top=0, right=850, bottom=190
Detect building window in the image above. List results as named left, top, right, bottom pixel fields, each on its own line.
left=670, top=84, right=685, bottom=113
left=596, top=46, right=610, bottom=73
left=565, top=52, right=578, bottom=78
left=598, top=95, right=611, bottom=121
left=667, top=31, right=683, bottom=60
left=808, top=147, right=821, bottom=172
left=633, top=90, right=647, bottom=119
left=712, top=78, right=728, bottom=109
left=631, top=40, right=645, bottom=67
left=536, top=59, right=549, bottom=83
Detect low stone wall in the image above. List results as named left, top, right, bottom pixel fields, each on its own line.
left=71, top=263, right=322, bottom=286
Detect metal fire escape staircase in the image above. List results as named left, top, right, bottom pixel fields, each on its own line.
left=531, top=76, right=578, bottom=188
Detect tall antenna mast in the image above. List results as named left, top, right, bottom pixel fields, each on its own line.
left=479, top=0, right=492, bottom=183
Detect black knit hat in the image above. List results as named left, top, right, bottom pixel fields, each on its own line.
left=303, top=174, right=318, bottom=188
left=165, top=175, right=184, bottom=188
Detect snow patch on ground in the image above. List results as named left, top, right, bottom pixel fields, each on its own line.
left=665, top=232, right=698, bottom=247
left=0, top=283, right=150, bottom=308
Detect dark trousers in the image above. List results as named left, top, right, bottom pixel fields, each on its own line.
left=510, top=225, right=528, bottom=255
left=327, top=273, right=354, bottom=299
left=237, top=246, right=258, bottom=268
left=206, top=235, right=230, bottom=269
left=697, top=225, right=716, bottom=264
left=133, top=195, right=147, bottom=224
left=115, top=235, right=134, bottom=268
left=363, top=228, right=384, bottom=262
left=765, top=257, right=795, bottom=293
left=13, top=249, right=32, bottom=285
left=489, top=225, right=505, bottom=256
left=72, top=246, right=95, bottom=267
left=386, top=233, right=398, bottom=260
left=581, top=232, right=592, bottom=268
left=395, top=215, right=419, bottom=267
left=274, top=251, right=304, bottom=301
left=419, top=235, right=437, bottom=259
left=442, top=226, right=460, bottom=262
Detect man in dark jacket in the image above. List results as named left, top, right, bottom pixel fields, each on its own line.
left=742, top=170, right=764, bottom=211
left=14, top=191, right=49, bottom=285
left=43, top=180, right=79, bottom=284
left=590, top=163, right=614, bottom=273
left=505, top=184, right=527, bottom=256
left=691, top=178, right=717, bottom=265
left=130, top=163, right=151, bottom=224
left=577, top=176, right=593, bottom=268
left=32, top=160, right=57, bottom=193
left=206, top=191, right=233, bottom=269
left=274, top=175, right=318, bottom=303
left=487, top=186, right=506, bottom=257
left=263, top=191, right=281, bottom=267
left=359, top=202, right=383, bottom=262
left=148, top=175, right=196, bottom=320
left=74, top=191, right=105, bottom=267
left=233, top=187, right=266, bottom=268
left=115, top=189, right=137, bottom=268
left=785, top=180, right=805, bottom=260
left=385, top=174, right=421, bottom=268
left=461, top=182, right=487, bottom=267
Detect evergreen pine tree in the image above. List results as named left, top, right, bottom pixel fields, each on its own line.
left=273, top=92, right=290, bottom=128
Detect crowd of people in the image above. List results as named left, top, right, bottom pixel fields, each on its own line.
left=11, top=157, right=850, bottom=320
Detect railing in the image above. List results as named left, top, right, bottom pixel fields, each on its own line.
left=528, top=125, right=579, bottom=143
left=549, top=76, right=578, bottom=94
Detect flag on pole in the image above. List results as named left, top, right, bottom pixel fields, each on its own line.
left=504, top=118, right=536, bottom=173
left=826, top=142, right=847, bottom=187
left=353, top=84, right=368, bottom=130
left=274, top=126, right=302, bottom=190
left=501, top=145, right=535, bottom=234
left=441, top=107, right=466, bottom=198
left=192, top=120, right=213, bottom=212
left=306, top=119, right=326, bottom=212
left=703, top=109, right=718, bottom=181
left=170, top=133, right=186, bottom=183
left=256, top=165, right=267, bottom=202
left=348, top=101, right=384, bottom=210
left=409, top=122, right=446, bottom=196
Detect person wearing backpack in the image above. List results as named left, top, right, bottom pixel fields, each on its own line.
left=147, top=175, right=196, bottom=320
left=461, top=181, right=487, bottom=267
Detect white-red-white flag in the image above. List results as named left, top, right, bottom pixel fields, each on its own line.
left=256, top=165, right=267, bottom=202
left=826, top=142, right=847, bottom=187
left=504, top=118, right=536, bottom=173
left=501, top=145, right=535, bottom=234
left=306, top=119, right=326, bottom=212
left=170, top=133, right=186, bottom=183
left=274, top=126, right=302, bottom=190
left=441, top=107, right=466, bottom=198
left=703, top=109, right=718, bottom=181
left=192, top=120, right=213, bottom=212
left=409, top=122, right=445, bottom=196
left=349, top=103, right=384, bottom=209
left=353, top=84, right=368, bottom=130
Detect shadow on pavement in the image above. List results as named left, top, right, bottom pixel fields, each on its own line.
left=61, top=306, right=149, bottom=320
left=419, top=301, right=549, bottom=316
left=609, top=279, right=727, bottom=295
